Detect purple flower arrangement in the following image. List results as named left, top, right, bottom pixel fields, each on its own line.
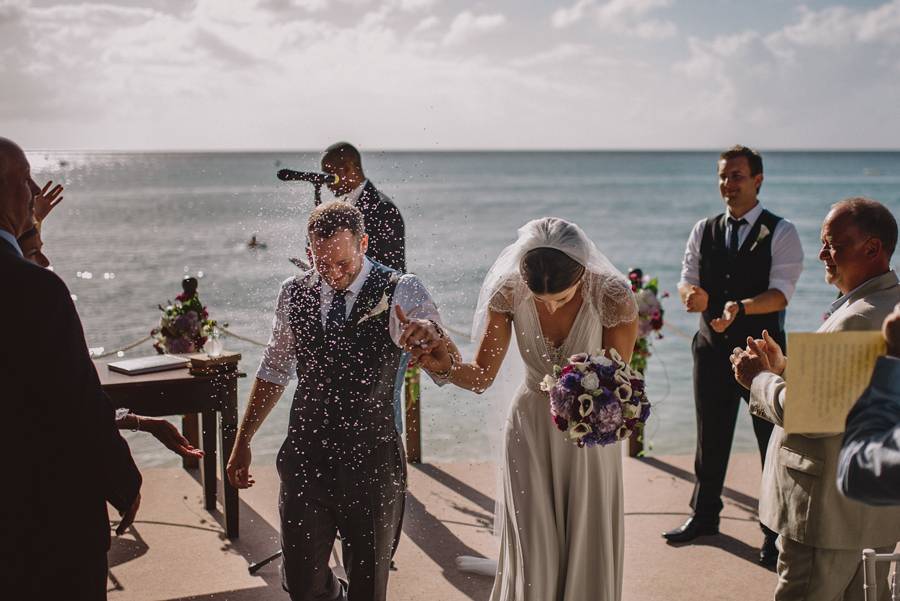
left=541, top=348, right=651, bottom=448
left=628, top=269, right=668, bottom=373
left=151, top=294, right=216, bottom=355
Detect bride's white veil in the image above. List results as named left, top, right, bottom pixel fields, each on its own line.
left=471, top=217, right=628, bottom=341
left=471, top=217, right=631, bottom=545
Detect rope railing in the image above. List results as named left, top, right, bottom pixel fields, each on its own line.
left=88, top=306, right=694, bottom=360
left=663, top=320, right=693, bottom=341
left=88, top=326, right=269, bottom=359
left=218, top=326, right=268, bottom=347
left=89, top=322, right=690, bottom=359
left=90, top=336, right=153, bottom=358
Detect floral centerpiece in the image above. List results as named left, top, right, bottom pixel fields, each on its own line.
left=628, top=269, right=668, bottom=373
left=540, top=348, right=651, bottom=448
left=151, top=277, right=217, bottom=354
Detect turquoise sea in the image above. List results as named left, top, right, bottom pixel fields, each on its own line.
left=26, top=150, right=900, bottom=468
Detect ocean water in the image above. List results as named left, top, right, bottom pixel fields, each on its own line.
left=26, top=150, right=900, bottom=469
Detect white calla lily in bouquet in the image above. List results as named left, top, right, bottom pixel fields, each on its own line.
left=541, top=348, right=651, bottom=448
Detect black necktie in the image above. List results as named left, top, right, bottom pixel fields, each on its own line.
left=326, top=289, right=348, bottom=334
left=728, top=217, right=748, bottom=262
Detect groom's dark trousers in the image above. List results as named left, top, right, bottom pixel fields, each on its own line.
left=279, top=433, right=406, bottom=601
left=276, top=263, right=407, bottom=601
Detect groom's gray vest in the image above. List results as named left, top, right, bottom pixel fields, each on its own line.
left=279, top=262, right=403, bottom=466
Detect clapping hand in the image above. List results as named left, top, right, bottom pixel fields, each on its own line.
left=731, top=330, right=785, bottom=389
left=711, top=301, right=740, bottom=333
left=683, top=285, right=708, bottom=313
left=34, top=181, right=64, bottom=222
left=753, top=330, right=786, bottom=375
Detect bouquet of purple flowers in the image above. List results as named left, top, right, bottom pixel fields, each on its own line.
left=151, top=295, right=216, bottom=355
left=540, top=348, right=651, bottom=448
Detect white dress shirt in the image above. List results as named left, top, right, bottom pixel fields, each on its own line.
left=343, top=180, right=368, bottom=206
left=0, top=229, right=23, bottom=257
left=256, top=257, right=441, bottom=386
left=679, top=202, right=804, bottom=303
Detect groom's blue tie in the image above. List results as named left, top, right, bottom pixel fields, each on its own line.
left=326, top=288, right=348, bottom=334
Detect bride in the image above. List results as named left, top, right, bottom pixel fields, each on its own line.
left=417, top=217, right=638, bottom=601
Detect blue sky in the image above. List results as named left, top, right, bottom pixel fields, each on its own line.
left=2, top=0, right=899, bottom=150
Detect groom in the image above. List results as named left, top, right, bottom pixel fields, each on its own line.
left=226, top=201, right=443, bottom=601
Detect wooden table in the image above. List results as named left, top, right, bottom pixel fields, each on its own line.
left=95, top=360, right=245, bottom=538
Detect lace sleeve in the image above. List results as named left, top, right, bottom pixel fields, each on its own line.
left=586, top=272, right=638, bottom=329
left=487, top=274, right=522, bottom=316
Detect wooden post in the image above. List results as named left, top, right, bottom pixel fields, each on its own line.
left=405, top=365, right=422, bottom=464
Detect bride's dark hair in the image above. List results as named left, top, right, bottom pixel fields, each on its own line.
left=520, top=247, right=585, bottom=295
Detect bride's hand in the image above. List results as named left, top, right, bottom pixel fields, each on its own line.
left=416, top=339, right=453, bottom=374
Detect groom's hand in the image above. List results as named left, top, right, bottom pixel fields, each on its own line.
left=395, top=305, right=442, bottom=355
left=226, top=443, right=255, bottom=489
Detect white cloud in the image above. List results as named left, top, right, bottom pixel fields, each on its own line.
left=258, top=0, right=330, bottom=12
left=770, top=2, right=900, bottom=48
left=392, top=0, right=437, bottom=11
left=597, top=0, right=672, bottom=21
left=672, top=1, right=900, bottom=147
left=552, top=0, right=675, bottom=39
left=551, top=0, right=595, bottom=29
left=511, top=43, right=595, bottom=67
left=413, top=15, right=439, bottom=32
left=442, top=11, right=506, bottom=46
left=2, top=0, right=900, bottom=150
left=0, top=0, right=28, bottom=23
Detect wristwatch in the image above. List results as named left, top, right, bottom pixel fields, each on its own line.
left=734, top=300, right=746, bottom=317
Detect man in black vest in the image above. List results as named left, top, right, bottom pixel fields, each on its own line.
left=321, top=142, right=405, bottom=273
left=663, top=146, right=804, bottom=565
left=226, top=201, right=444, bottom=601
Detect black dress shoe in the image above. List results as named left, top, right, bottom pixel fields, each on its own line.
left=759, top=530, right=779, bottom=566
left=662, top=517, right=719, bottom=543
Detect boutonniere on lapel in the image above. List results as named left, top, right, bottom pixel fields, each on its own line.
left=358, top=290, right=391, bottom=325
left=750, top=225, right=771, bottom=251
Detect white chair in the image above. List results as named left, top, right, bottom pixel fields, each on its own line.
left=863, top=548, right=900, bottom=601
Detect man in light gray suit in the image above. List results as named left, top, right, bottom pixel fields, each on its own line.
left=732, top=197, right=900, bottom=600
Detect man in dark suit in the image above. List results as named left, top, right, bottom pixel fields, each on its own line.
left=838, top=302, right=900, bottom=506
left=321, top=142, right=405, bottom=272
left=0, top=137, right=142, bottom=600
left=226, top=201, right=443, bottom=601
left=663, top=146, right=804, bottom=566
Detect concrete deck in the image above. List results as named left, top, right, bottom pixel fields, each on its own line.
left=104, top=454, right=787, bottom=600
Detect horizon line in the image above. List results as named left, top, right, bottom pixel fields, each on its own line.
left=23, top=147, right=900, bottom=154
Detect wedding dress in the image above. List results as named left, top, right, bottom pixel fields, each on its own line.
left=462, top=218, right=637, bottom=601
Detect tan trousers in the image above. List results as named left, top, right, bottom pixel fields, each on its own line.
left=774, top=537, right=895, bottom=601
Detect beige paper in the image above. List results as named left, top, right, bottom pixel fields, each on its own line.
left=783, top=331, right=886, bottom=434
